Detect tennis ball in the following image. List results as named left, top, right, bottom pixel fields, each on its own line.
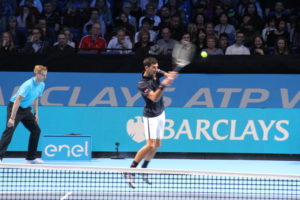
left=201, top=51, right=208, bottom=58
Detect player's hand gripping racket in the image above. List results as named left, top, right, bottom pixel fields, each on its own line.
left=172, top=41, right=196, bottom=72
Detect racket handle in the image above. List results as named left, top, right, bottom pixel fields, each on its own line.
left=157, top=69, right=167, bottom=75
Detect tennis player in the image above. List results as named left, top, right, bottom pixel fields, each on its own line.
left=0, top=65, right=47, bottom=164
left=125, top=57, right=177, bottom=188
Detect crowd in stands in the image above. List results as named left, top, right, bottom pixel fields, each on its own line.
left=0, top=0, right=299, bottom=56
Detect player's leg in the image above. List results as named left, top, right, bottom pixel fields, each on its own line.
left=21, top=110, right=42, bottom=164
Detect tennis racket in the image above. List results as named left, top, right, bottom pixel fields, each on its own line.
left=171, top=41, right=196, bottom=72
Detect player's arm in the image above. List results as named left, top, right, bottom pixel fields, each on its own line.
left=147, top=75, right=176, bottom=102
left=8, top=95, right=23, bottom=127
left=33, top=98, right=39, bottom=122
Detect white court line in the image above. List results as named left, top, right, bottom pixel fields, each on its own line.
left=60, top=192, right=73, bottom=200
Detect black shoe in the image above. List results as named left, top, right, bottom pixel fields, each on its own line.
left=124, top=173, right=136, bottom=188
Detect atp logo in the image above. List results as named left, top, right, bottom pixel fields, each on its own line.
left=126, top=116, right=145, bottom=143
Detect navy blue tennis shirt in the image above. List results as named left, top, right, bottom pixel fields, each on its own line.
left=138, top=72, right=164, bottom=118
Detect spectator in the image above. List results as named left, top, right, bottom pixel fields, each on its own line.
left=243, top=3, right=263, bottom=30
left=129, top=0, right=143, bottom=22
left=78, top=22, right=106, bottom=54
left=133, top=30, right=154, bottom=56
left=19, top=0, right=42, bottom=13
left=187, top=22, right=198, bottom=43
left=168, top=14, right=186, bottom=41
left=120, top=1, right=137, bottom=31
left=218, top=33, right=229, bottom=53
left=261, top=17, right=276, bottom=42
left=291, top=19, right=300, bottom=48
left=268, top=1, right=290, bottom=22
left=134, top=17, right=157, bottom=43
left=139, top=3, right=161, bottom=29
left=54, top=27, right=76, bottom=49
left=214, top=13, right=235, bottom=39
left=36, top=17, right=56, bottom=45
left=194, top=13, right=206, bottom=31
left=225, top=32, right=250, bottom=55
left=251, top=35, right=267, bottom=55
left=39, top=1, right=61, bottom=32
left=63, top=6, right=88, bottom=30
left=273, top=37, right=289, bottom=55
left=93, top=0, right=113, bottom=31
left=157, top=5, right=171, bottom=30
left=16, top=5, right=36, bottom=29
left=51, top=33, right=75, bottom=54
left=267, top=19, right=289, bottom=47
left=195, top=28, right=206, bottom=52
left=205, top=22, right=218, bottom=40
left=155, top=26, right=178, bottom=55
left=0, top=32, right=16, bottom=53
left=113, top=12, right=135, bottom=42
left=66, top=0, right=89, bottom=10
left=202, top=36, right=223, bottom=55
left=0, top=0, right=17, bottom=31
left=107, top=29, right=132, bottom=54
left=6, top=17, right=27, bottom=48
left=23, top=28, right=49, bottom=54
left=82, top=8, right=106, bottom=37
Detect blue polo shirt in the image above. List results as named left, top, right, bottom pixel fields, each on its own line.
left=10, top=77, right=45, bottom=108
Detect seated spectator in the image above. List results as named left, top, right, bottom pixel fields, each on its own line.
left=243, top=2, right=263, bottom=30
left=106, top=29, right=132, bottom=54
left=195, top=28, right=207, bottom=52
left=128, top=0, right=143, bottom=22
left=82, top=8, right=106, bottom=37
left=16, top=5, right=36, bottom=29
left=36, top=17, right=56, bottom=45
left=251, top=35, right=267, bottom=55
left=92, top=0, right=113, bottom=32
left=157, top=5, right=171, bottom=30
left=19, top=0, right=42, bottom=13
left=78, top=22, right=106, bottom=54
left=63, top=6, right=88, bottom=30
left=225, top=32, right=250, bottom=55
left=51, top=33, right=75, bottom=54
left=6, top=16, right=27, bottom=48
left=214, top=13, right=235, bottom=40
left=219, top=33, right=229, bottom=53
left=202, top=36, right=223, bottom=55
left=139, top=3, right=161, bottom=29
left=155, top=26, right=178, bottom=55
left=120, top=1, right=137, bottom=31
left=39, top=1, right=61, bottom=32
left=267, top=19, right=289, bottom=47
left=133, top=30, right=154, bottom=56
left=23, top=28, right=49, bottom=54
left=194, top=13, right=206, bottom=32
left=55, top=27, right=76, bottom=48
left=261, top=17, right=276, bottom=42
left=273, top=37, right=289, bottom=55
left=113, top=12, right=136, bottom=42
left=0, top=32, right=16, bottom=53
left=187, top=23, right=198, bottom=43
left=134, top=17, right=157, bottom=43
left=168, top=14, right=186, bottom=41
left=205, top=22, right=218, bottom=40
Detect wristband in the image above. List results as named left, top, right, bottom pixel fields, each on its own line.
left=159, top=84, right=165, bottom=90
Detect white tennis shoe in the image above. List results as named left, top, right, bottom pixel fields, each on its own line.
left=25, top=158, right=44, bottom=164
left=142, top=174, right=152, bottom=185
left=124, top=173, right=136, bottom=188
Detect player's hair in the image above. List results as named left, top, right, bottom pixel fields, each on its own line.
left=34, top=65, right=48, bottom=74
left=143, top=57, right=158, bottom=68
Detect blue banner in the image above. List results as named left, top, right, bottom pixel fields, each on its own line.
left=0, top=72, right=300, bottom=108
left=1, top=106, right=299, bottom=154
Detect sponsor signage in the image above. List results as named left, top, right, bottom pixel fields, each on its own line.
left=0, top=72, right=300, bottom=108
left=42, top=135, right=91, bottom=160
left=1, top=107, right=299, bottom=154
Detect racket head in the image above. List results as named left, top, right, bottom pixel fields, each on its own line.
left=172, top=41, right=196, bottom=70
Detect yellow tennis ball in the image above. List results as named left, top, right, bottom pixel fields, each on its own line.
left=201, top=51, right=208, bottom=58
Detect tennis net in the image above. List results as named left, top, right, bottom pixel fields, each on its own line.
left=0, top=163, right=300, bottom=200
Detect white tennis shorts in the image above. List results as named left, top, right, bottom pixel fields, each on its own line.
left=143, top=111, right=165, bottom=140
